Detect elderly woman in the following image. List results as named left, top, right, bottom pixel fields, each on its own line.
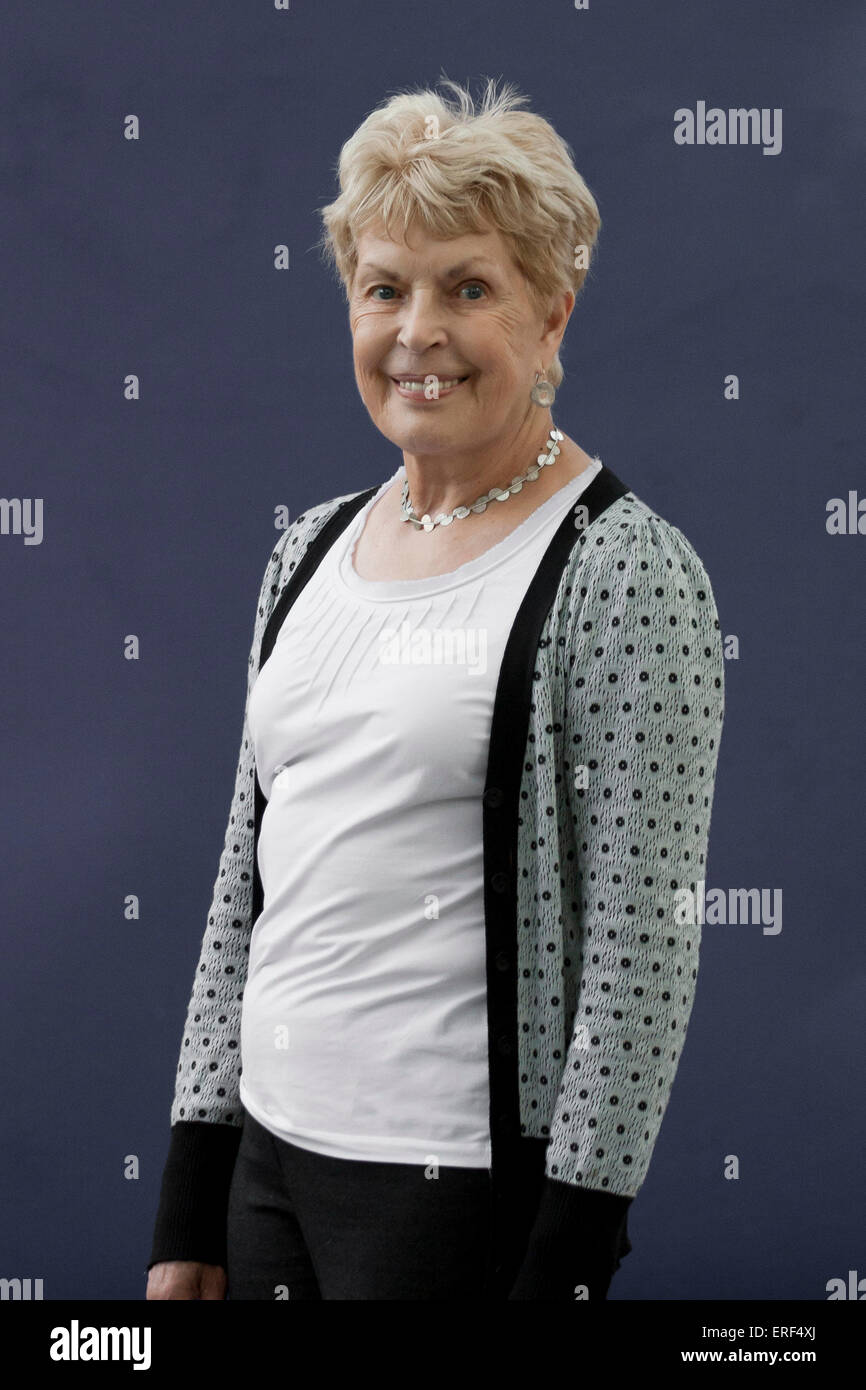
left=146, top=78, right=724, bottom=1302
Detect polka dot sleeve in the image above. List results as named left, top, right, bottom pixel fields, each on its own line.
left=168, top=530, right=292, bottom=1128
left=168, top=494, right=363, bottom=1129
left=542, top=502, right=725, bottom=1196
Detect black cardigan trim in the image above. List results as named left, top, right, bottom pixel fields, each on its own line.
left=148, top=1121, right=242, bottom=1271
left=252, top=486, right=377, bottom=926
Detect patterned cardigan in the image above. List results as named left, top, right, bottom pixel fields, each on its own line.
left=148, top=462, right=725, bottom=1298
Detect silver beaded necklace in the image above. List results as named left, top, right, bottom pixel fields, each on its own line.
left=399, top=426, right=564, bottom=532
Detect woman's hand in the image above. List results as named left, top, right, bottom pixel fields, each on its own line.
left=145, top=1260, right=227, bottom=1300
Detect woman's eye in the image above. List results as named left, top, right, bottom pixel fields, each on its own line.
left=368, top=282, right=486, bottom=301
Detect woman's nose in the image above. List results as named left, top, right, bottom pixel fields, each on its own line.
left=395, top=291, right=448, bottom=353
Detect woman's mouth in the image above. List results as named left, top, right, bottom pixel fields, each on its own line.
left=390, top=374, right=470, bottom=399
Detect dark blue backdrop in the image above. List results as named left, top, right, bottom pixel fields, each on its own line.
left=1, top=0, right=863, bottom=1301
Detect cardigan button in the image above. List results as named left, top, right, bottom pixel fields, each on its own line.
left=491, top=871, right=509, bottom=893
left=494, top=952, right=510, bottom=972
left=483, top=786, right=503, bottom=808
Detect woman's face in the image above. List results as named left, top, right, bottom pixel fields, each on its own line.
left=348, top=220, right=566, bottom=458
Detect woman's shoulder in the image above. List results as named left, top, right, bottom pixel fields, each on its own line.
left=580, top=486, right=715, bottom=577
left=252, top=485, right=374, bottom=619
left=296, top=484, right=374, bottom=533
left=265, top=484, right=370, bottom=565
left=560, top=484, right=722, bottom=627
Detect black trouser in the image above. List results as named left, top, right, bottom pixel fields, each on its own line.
left=226, top=1106, right=629, bottom=1300
left=227, top=1107, right=518, bottom=1300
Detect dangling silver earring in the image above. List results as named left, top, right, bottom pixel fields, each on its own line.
left=530, top=368, right=556, bottom=407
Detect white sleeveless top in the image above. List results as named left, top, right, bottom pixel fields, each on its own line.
left=240, top=457, right=602, bottom=1166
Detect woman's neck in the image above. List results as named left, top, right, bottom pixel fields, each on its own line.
left=400, top=410, right=556, bottom=519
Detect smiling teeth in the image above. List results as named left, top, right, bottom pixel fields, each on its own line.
left=397, top=378, right=464, bottom=391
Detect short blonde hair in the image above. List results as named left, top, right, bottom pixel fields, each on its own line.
left=317, top=77, right=602, bottom=389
